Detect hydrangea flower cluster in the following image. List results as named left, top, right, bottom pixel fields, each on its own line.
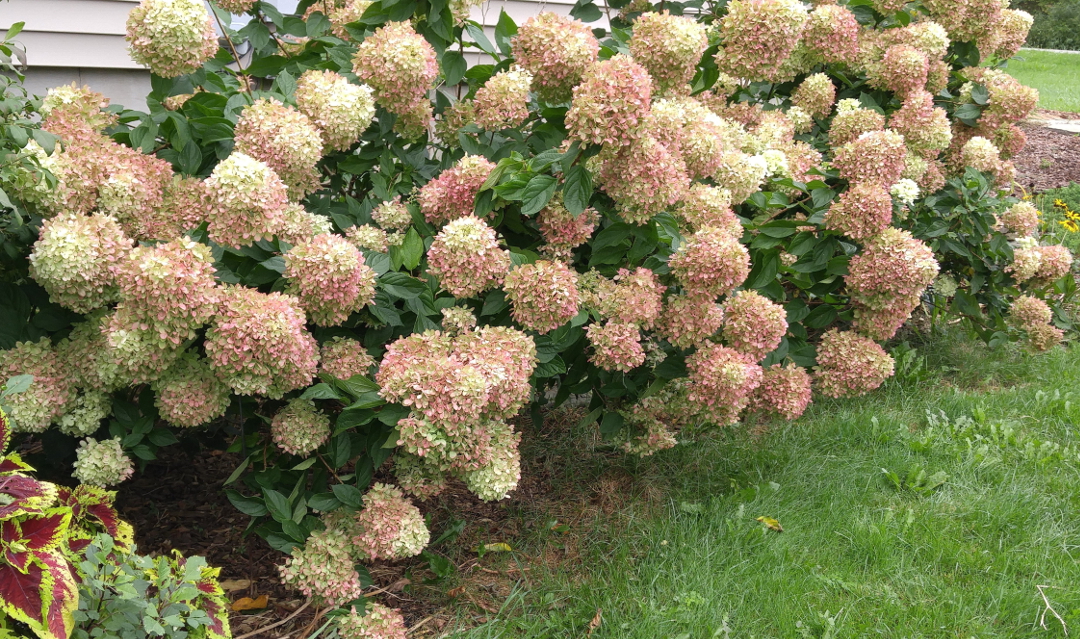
left=426, top=217, right=511, bottom=298
left=279, top=526, right=364, bottom=606
left=512, top=12, right=599, bottom=103
left=832, top=130, right=907, bottom=185
left=285, top=233, right=377, bottom=326
left=441, top=307, right=478, bottom=334
left=590, top=267, right=666, bottom=329
left=271, top=399, right=331, bottom=456
left=828, top=102, right=886, bottom=147
left=0, top=339, right=75, bottom=433
left=151, top=353, right=232, bottom=428
left=125, top=0, right=218, bottom=78
left=204, top=152, right=289, bottom=248
left=418, top=155, right=496, bottom=224
left=889, top=91, right=952, bottom=158
left=657, top=294, right=725, bottom=349
left=847, top=228, right=938, bottom=340
left=461, top=422, right=522, bottom=501
left=538, top=199, right=598, bottom=257
left=566, top=55, right=653, bottom=147
left=346, top=224, right=391, bottom=252
left=791, top=73, right=835, bottom=119
left=676, top=185, right=742, bottom=236
left=114, top=238, right=219, bottom=346
left=1008, top=237, right=1043, bottom=282
left=56, top=391, right=111, bottom=437
left=474, top=69, right=534, bottom=130
left=503, top=260, right=581, bottom=334
left=669, top=226, right=751, bottom=298
left=803, top=4, right=859, bottom=63
left=372, top=199, right=413, bottom=231
left=686, top=344, right=763, bottom=425
left=234, top=99, right=323, bottom=199
left=101, top=318, right=185, bottom=384
left=826, top=182, right=894, bottom=240
left=1032, top=244, right=1073, bottom=287
left=1008, top=295, right=1052, bottom=331
left=721, top=290, right=788, bottom=362
left=336, top=603, right=408, bottom=639
left=215, top=0, right=255, bottom=13
left=713, top=152, right=768, bottom=204
left=814, top=329, right=895, bottom=398
left=295, top=70, right=376, bottom=152
left=28, top=212, right=131, bottom=313
left=350, top=483, right=429, bottom=560
left=72, top=438, right=134, bottom=487
left=320, top=337, right=376, bottom=380
left=750, top=364, right=812, bottom=420
left=628, top=11, right=708, bottom=96
left=716, top=0, right=809, bottom=82
left=594, top=136, right=689, bottom=223
left=586, top=322, right=646, bottom=372
left=204, top=288, right=318, bottom=398
left=352, top=22, right=437, bottom=117
left=304, top=0, right=373, bottom=38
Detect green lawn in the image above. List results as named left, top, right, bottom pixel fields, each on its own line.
left=1006, top=49, right=1080, bottom=113
left=440, top=333, right=1080, bottom=637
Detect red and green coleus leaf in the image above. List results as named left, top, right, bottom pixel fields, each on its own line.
left=55, top=485, right=129, bottom=551
left=0, top=407, right=10, bottom=453
left=2, top=510, right=72, bottom=554
left=0, top=549, right=77, bottom=639
left=0, top=452, right=33, bottom=475
left=0, top=475, right=58, bottom=519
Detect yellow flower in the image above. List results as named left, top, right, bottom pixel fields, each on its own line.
left=1058, top=219, right=1079, bottom=233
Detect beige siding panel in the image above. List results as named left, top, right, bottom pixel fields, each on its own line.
left=4, top=0, right=135, bottom=36
left=18, top=32, right=142, bottom=69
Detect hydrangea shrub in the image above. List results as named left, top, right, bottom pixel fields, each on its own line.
left=0, top=0, right=1074, bottom=629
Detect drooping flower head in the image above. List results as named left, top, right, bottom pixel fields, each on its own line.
left=418, top=155, right=496, bottom=224
left=204, top=288, right=319, bottom=398
left=791, top=73, right=836, bottom=119
left=846, top=227, right=939, bottom=309
left=628, top=11, right=709, bottom=96
left=204, top=152, right=289, bottom=247
left=1026, top=323, right=1064, bottom=352
left=279, top=526, right=364, bottom=606
left=828, top=101, right=886, bottom=147
left=234, top=99, right=323, bottom=198
left=28, top=212, right=131, bottom=313
left=749, top=363, right=812, bottom=420
left=272, top=398, right=331, bottom=456
left=346, top=224, right=390, bottom=252
left=713, top=152, right=769, bottom=204
left=686, top=344, right=763, bottom=426
left=669, top=226, right=751, bottom=299
left=426, top=216, right=511, bottom=298
left=352, top=21, right=438, bottom=115
left=372, top=198, right=413, bottom=231
left=960, top=136, right=1002, bottom=173
left=474, top=69, right=534, bottom=130
left=56, top=391, right=111, bottom=437
left=657, top=294, right=725, bottom=349
left=215, top=0, right=255, bottom=12
left=126, top=0, right=219, bottom=78
left=279, top=204, right=334, bottom=246
left=336, top=603, right=408, bottom=639
left=351, top=483, right=430, bottom=560
left=285, top=233, right=377, bottom=326
left=460, top=421, right=521, bottom=501
left=721, top=290, right=788, bottom=362
left=152, top=353, right=232, bottom=428
left=676, top=184, right=742, bottom=236
left=888, top=91, right=952, bottom=158
left=1008, top=295, right=1053, bottom=331
left=814, top=329, right=894, bottom=398
left=73, top=438, right=134, bottom=487
left=803, top=4, right=859, bottom=63
left=320, top=337, right=376, bottom=380
left=512, top=12, right=599, bottom=104
left=595, top=136, right=688, bottom=224
left=295, top=70, right=376, bottom=152
left=503, top=260, right=581, bottom=334
left=591, top=267, right=666, bottom=329
left=566, top=55, right=653, bottom=147
left=1033, top=244, right=1073, bottom=286
left=538, top=198, right=598, bottom=257
left=832, top=130, right=907, bottom=185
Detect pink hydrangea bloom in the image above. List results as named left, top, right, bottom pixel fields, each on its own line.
left=1026, top=323, right=1064, bottom=352
left=715, top=0, right=809, bottom=82
left=204, top=288, right=319, bottom=398
left=512, top=12, right=599, bottom=104
left=234, top=98, right=324, bottom=198
left=0, top=338, right=76, bottom=433
left=791, top=73, right=836, bottom=119
left=998, top=201, right=1039, bottom=237
left=803, top=4, right=859, bottom=63
left=426, top=217, right=511, bottom=298
left=321, top=337, right=376, bottom=380
left=280, top=526, right=364, bottom=606
left=657, top=294, right=725, bottom=349
left=846, top=228, right=939, bottom=310
left=372, top=198, right=413, bottom=231
left=721, top=290, right=788, bottom=362
left=418, top=155, right=496, bottom=224
left=72, top=437, right=134, bottom=487
left=888, top=91, right=952, bottom=159
left=285, top=233, right=377, bottom=326
left=393, top=452, right=448, bottom=500
left=351, top=483, right=429, bottom=560
left=503, top=260, right=580, bottom=334
left=538, top=199, right=598, bottom=256
left=151, top=353, right=231, bottom=428
left=669, top=227, right=751, bottom=299
left=828, top=103, right=886, bottom=148
left=676, top=185, right=743, bottom=236
left=474, top=69, right=533, bottom=130
left=1008, top=295, right=1053, bottom=331
left=272, top=398, right=331, bottom=456
left=593, top=267, right=666, bottom=329
left=832, top=130, right=907, bottom=186
left=566, top=55, right=653, bottom=147
left=586, top=322, right=646, bottom=372
left=686, top=344, right=763, bottom=426
left=870, top=44, right=929, bottom=98
left=1033, top=245, right=1073, bottom=285
left=750, top=363, right=812, bottom=420
left=460, top=421, right=521, bottom=501
left=595, top=136, right=689, bottom=224
left=28, top=212, right=131, bottom=313
left=825, top=182, right=894, bottom=240
left=814, top=329, right=894, bottom=398
left=852, top=298, right=920, bottom=341
left=296, top=69, right=376, bottom=153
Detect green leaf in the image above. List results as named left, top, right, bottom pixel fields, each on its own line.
left=570, top=0, right=603, bottom=22
left=401, top=227, right=424, bottom=270
left=331, top=483, right=365, bottom=509
left=5, top=22, right=25, bottom=40
left=442, top=51, right=467, bottom=86
left=262, top=489, right=292, bottom=523
left=494, top=10, right=517, bottom=55
left=3, top=374, right=33, bottom=395
left=599, top=412, right=624, bottom=436
left=273, top=69, right=297, bottom=98
left=563, top=165, right=593, bottom=216
left=953, top=103, right=982, bottom=126
left=300, top=383, right=343, bottom=400
left=379, top=272, right=427, bottom=299
left=970, top=83, right=989, bottom=106
left=226, top=490, right=268, bottom=517
left=465, top=23, right=497, bottom=56
left=520, top=174, right=558, bottom=216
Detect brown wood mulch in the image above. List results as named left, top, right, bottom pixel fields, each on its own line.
left=1013, top=111, right=1080, bottom=193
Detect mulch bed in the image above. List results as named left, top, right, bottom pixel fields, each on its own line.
left=1013, top=114, right=1080, bottom=193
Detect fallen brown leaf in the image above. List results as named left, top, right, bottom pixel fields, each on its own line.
left=447, top=585, right=466, bottom=598
left=587, top=608, right=602, bottom=636
left=219, top=579, right=252, bottom=592
left=230, top=595, right=269, bottom=612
